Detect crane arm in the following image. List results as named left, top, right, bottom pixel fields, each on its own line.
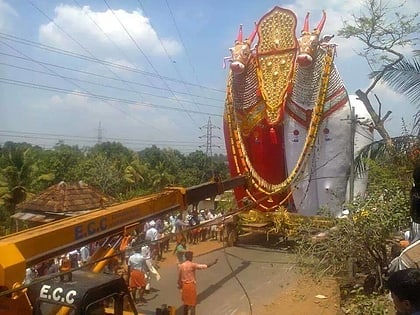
left=0, top=189, right=182, bottom=289
left=0, top=176, right=247, bottom=290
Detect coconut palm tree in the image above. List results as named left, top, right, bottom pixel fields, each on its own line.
left=0, top=143, right=35, bottom=220
left=372, top=52, right=420, bottom=135
left=355, top=135, right=420, bottom=173
left=353, top=53, right=420, bottom=179
left=150, top=161, right=175, bottom=191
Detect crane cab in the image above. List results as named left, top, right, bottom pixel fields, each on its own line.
left=26, top=271, right=138, bottom=315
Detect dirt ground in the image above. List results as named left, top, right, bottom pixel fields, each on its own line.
left=164, top=237, right=343, bottom=315
left=260, top=275, right=342, bottom=315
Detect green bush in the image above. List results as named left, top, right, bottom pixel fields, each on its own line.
left=297, top=160, right=411, bottom=290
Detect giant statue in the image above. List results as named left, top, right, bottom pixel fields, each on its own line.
left=223, top=6, right=373, bottom=216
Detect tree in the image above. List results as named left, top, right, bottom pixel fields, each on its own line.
left=372, top=52, right=420, bottom=134
left=43, top=143, right=84, bottom=184
left=183, top=150, right=211, bottom=182
left=298, top=159, right=411, bottom=292
left=0, top=142, right=36, bottom=234
left=123, top=153, right=149, bottom=197
left=338, top=0, right=419, bottom=145
left=79, top=152, right=123, bottom=197
left=150, top=161, right=175, bottom=191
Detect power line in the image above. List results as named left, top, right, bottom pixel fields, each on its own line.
left=103, top=0, right=198, bottom=126
left=0, top=37, right=220, bottom=144
left=137, top=0, right=202, bottom=114
left=0, top=77, right=222, bottom=117
left=0, top=130, right=228, bottom=154
left=0, top=32, right=225, bottom=94
left=0, top=3, right=229, bottom=154
left=0, top=61, right=222, bottom=109
left=0, top=130, right=204, bottom=145
left=163, top=0, right=212, bottom=103
left=26, top=0, right=137, bottom=97
left=72, top=0, right=134, bottom=68
left=22, top=1, right=170, bottom=136
left=0, top=52, right=223, bottom=104
left=0, top=44, right=166, bottom=139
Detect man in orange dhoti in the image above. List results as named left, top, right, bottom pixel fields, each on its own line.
left=177, top=251, right=218, bottom=315
left=128, top=250, right=147, bottom=305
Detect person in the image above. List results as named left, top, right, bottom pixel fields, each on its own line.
left=145, top=220, right=159, bottom=259
left=119, top=231, right=132, bottom=263
left=45, top=258, right=59, bottom=275
left=145, top=220, right=158, bottom=241
left=80, top=245, right=90, bottom=265
left=169, top=214, right=177, bottom=234
left=174, top=237, right=188, bottom=264
left=177, top=251, right=218, bottom=315
left=141, top=244, right=161, bottom=294
left=24, top=267, right=37, bottom=285
left=198, top=210, right=209, bottom=241
left=410, top=166, right=420, bottom=243
left=156, top=218, right=168, bottom=260
left=161, top=217, right=171, bottom=252
left=187, top=212, right=200, bottom=245
left=387, top=268, right=420, bottom=315
left=175, top=214, right=189, bottom=233
left=127, top=249, right=147, bottom=305
left=206, top=209, right=218, bottom=240
left=68, top=249, right=79, bottom=268
left=59, top=254, right=72, bottom=282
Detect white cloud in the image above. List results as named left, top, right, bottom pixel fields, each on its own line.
left=41, top=91, right=103, bottom=112
left=0, top=0, right=18, bottom=32
left=41, top=91, right=180, bottom=138
left=285, top=0, right=418, bottom=60
left=38, top=5, right=182, bottom=61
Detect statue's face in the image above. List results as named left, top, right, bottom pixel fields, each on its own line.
left=297, top=32, right=320, bottom=67
left=229, top=40, right=252, bottom=74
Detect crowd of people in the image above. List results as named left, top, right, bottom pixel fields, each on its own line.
left=23, top=208, right=228, bottom=310
left=123, top=208, right=226, bottom=306
left=24, top=184, right=420, bottom=315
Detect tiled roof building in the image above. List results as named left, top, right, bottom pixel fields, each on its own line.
left=12, top=181, right=114, bottom=225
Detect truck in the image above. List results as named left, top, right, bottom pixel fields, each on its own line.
left=0, top=176, right=247, bottom=315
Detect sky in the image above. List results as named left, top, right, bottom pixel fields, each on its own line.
left=0, top=0, right=418, bottom=155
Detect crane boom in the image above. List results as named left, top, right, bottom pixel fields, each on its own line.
left=0, top=176, right=247, bottom=291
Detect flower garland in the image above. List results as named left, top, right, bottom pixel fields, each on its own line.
left=226, top=46, right=335, bottom=197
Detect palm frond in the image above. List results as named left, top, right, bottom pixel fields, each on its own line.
left=371, top=57, right=420, bottom=106
left=354, top=135, right=420, bottom=174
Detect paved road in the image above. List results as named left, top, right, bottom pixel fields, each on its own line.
left=137, top=235, right=299, bottom=315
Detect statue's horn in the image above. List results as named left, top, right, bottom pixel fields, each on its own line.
left=247, top=22, right=258, bottom=44
left=302, top=12, right=310, bottom=33
left=315, top=10, right=326, bottom=33
left=237, top=24, right=243, bottom=42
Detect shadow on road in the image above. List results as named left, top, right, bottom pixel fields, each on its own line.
left=168, top=258, right=251, bottom=315
left=197, top=259, right=250, bottom=302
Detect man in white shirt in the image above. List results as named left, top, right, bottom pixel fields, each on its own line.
left=145, top=220, right=158, bottom=241
left=145, top=220, right=159, bottom=259
left=128, top=250, right=147, bottom=305
left=80, top=246, right=90, bottom=265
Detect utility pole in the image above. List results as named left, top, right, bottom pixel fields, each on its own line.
left=344, top=105, right=366, bottom=203
left=97, top=121, right=103, bottom=144
left=199, top=117, right=221, bottom=157
left=199, top=117, right=221, bottom=178
left=349, top=106, right=356, bottom=202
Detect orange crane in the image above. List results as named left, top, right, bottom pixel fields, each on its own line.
left=0, top=176, right=247, bottom=315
